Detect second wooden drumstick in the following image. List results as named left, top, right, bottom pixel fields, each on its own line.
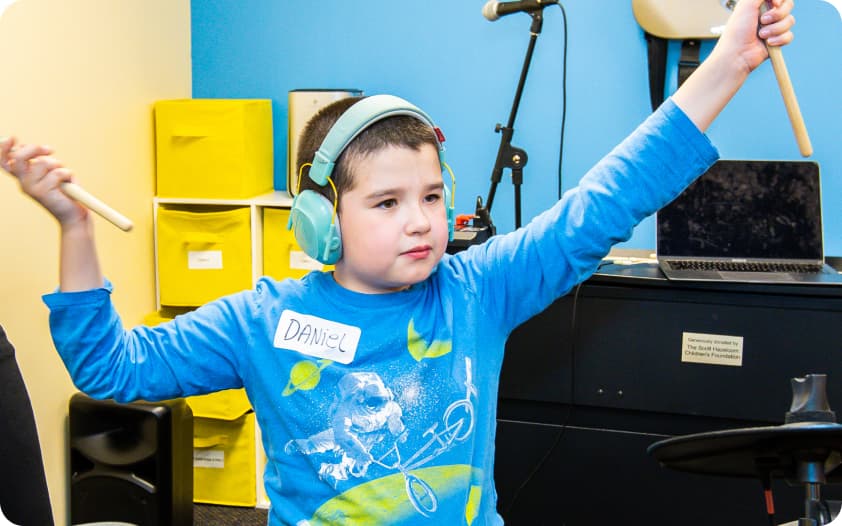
left=761, top=0, right=813, bottom=157
left=60, top=182, right=134, bottom=232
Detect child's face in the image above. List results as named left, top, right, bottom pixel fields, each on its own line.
left=333, top=143, right=449, bottom=294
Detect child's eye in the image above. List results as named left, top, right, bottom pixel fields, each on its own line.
left=424, top=193, right=441, bottom=204
left=377, top=198, right=397, bottom=209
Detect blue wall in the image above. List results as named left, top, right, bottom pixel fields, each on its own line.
left=192, top=0, right=842, bottom=254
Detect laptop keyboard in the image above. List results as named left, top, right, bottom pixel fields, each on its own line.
left=667, top=260, right=824, bottom=273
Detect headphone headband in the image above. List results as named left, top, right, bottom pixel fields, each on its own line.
left=308, top=94, right=446, bottom=186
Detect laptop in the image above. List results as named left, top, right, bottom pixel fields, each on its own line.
left=656, top=159, right=842, bottom=285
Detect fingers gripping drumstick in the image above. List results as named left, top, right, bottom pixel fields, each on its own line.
left=724, top=0, right=813, bottom=155
left=1, top=139, right=134, bottom=232
left=59, top=181, right=134, bottom=232
left=761, top=0, right=813, bottom=157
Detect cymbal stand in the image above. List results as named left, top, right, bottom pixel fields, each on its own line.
left=796, top=459, right=832, bottom=525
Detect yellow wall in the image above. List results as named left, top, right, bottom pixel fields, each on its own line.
left=0, top=1, right=191, bottom=523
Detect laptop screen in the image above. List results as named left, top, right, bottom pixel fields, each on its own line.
left=657, top=160, right=823, bottom=260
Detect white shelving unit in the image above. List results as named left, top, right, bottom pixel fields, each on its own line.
left=152, top=189, right=294, bottom=509
left=153, top=190, right=294, bottom=311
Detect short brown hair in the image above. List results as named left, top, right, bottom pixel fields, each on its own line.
left=294, top=96, right=440, bottom=206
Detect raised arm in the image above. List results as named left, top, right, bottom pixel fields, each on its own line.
left=1, top=137, right=104, bottom=291
left=673, top=0, right=795, bottom=132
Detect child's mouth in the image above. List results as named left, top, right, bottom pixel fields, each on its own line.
left=403, top=246, right=432, bottom=259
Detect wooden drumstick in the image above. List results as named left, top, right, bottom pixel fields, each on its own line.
left=761, top=0, right=813, bottom=157
left=59, top=181, right=134, bottom=232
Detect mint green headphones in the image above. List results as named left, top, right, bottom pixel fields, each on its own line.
left=287, top=94, right=455, bottom=265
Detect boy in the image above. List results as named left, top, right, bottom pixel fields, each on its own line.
left=1, top=1, right=795, bottom=524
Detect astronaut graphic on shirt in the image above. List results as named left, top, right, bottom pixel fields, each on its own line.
left=284, top=371, right=407, bottom=485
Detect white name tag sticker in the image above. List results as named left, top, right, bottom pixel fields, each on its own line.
left=188, top=250, right=223, bottom=270
left=290, top=249, right=324, bottom=271
left=194, top=449, right=225, bottom=469
left=681, top=332, right=744, bottom=367
left=274, top=310, right=360, bottom=364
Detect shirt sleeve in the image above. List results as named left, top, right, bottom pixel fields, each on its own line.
left=446, top=98, right=719, bottom=331
left=42, top=280, right=257, bottom=403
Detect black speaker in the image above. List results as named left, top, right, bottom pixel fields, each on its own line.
left=69, top=393, right=193, bottom=526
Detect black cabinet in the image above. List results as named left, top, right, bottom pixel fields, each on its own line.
left=497, top=264, right=842, bottom=524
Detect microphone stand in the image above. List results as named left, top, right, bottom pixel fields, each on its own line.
left=478, top=10, right=544, bottom=231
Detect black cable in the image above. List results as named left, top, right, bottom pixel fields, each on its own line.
left=503, top=5, right=571, bottom=518
left=503, top=280, right=583, bottom=518
left=760, top=473, right=776, bottom=526
left=556, top=2, right=568, bottom=200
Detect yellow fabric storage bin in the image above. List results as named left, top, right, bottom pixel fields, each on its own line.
left=263, top=207, right=332, bottom=280
left=188, top=389, right=257, bottom=507
left=157, top=207, right=252, bottom=306
left=142, top=307, right=194, bottom=326
left=155, top=99, right=274, bottom=198
left=143, top=310, right=172, bottom=327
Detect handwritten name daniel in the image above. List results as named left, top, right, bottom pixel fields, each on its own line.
left=273, top=310, right=361, bottom=364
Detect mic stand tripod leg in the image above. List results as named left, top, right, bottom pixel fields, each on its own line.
left=512, top=166, right=523, bottom=228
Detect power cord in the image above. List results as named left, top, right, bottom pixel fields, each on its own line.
left=504, top=3, right=573, bottom=518
left=556, top=2, right=568, bottom=200
left=503, top=279, right=582, bottom=518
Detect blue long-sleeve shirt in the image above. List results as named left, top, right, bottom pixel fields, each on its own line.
left=44, top=99, right=717, bottom=525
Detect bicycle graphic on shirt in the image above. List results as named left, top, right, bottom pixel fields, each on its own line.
left=370, top=356, right=478, bottom=517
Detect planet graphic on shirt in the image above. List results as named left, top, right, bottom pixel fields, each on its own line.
left=282, top=358, right=332, bottom=396
left=305, top=465, right=483, bottom=524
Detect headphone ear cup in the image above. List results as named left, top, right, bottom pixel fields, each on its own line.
left=443, top=180, right=455, bottom=241
left=288, top=190, right=343, bottom=265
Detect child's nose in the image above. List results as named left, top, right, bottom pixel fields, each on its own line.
left=405, top=203, right=432, bottom=234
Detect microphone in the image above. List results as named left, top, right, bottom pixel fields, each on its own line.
left=482, top=0, right=558, bottom=21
